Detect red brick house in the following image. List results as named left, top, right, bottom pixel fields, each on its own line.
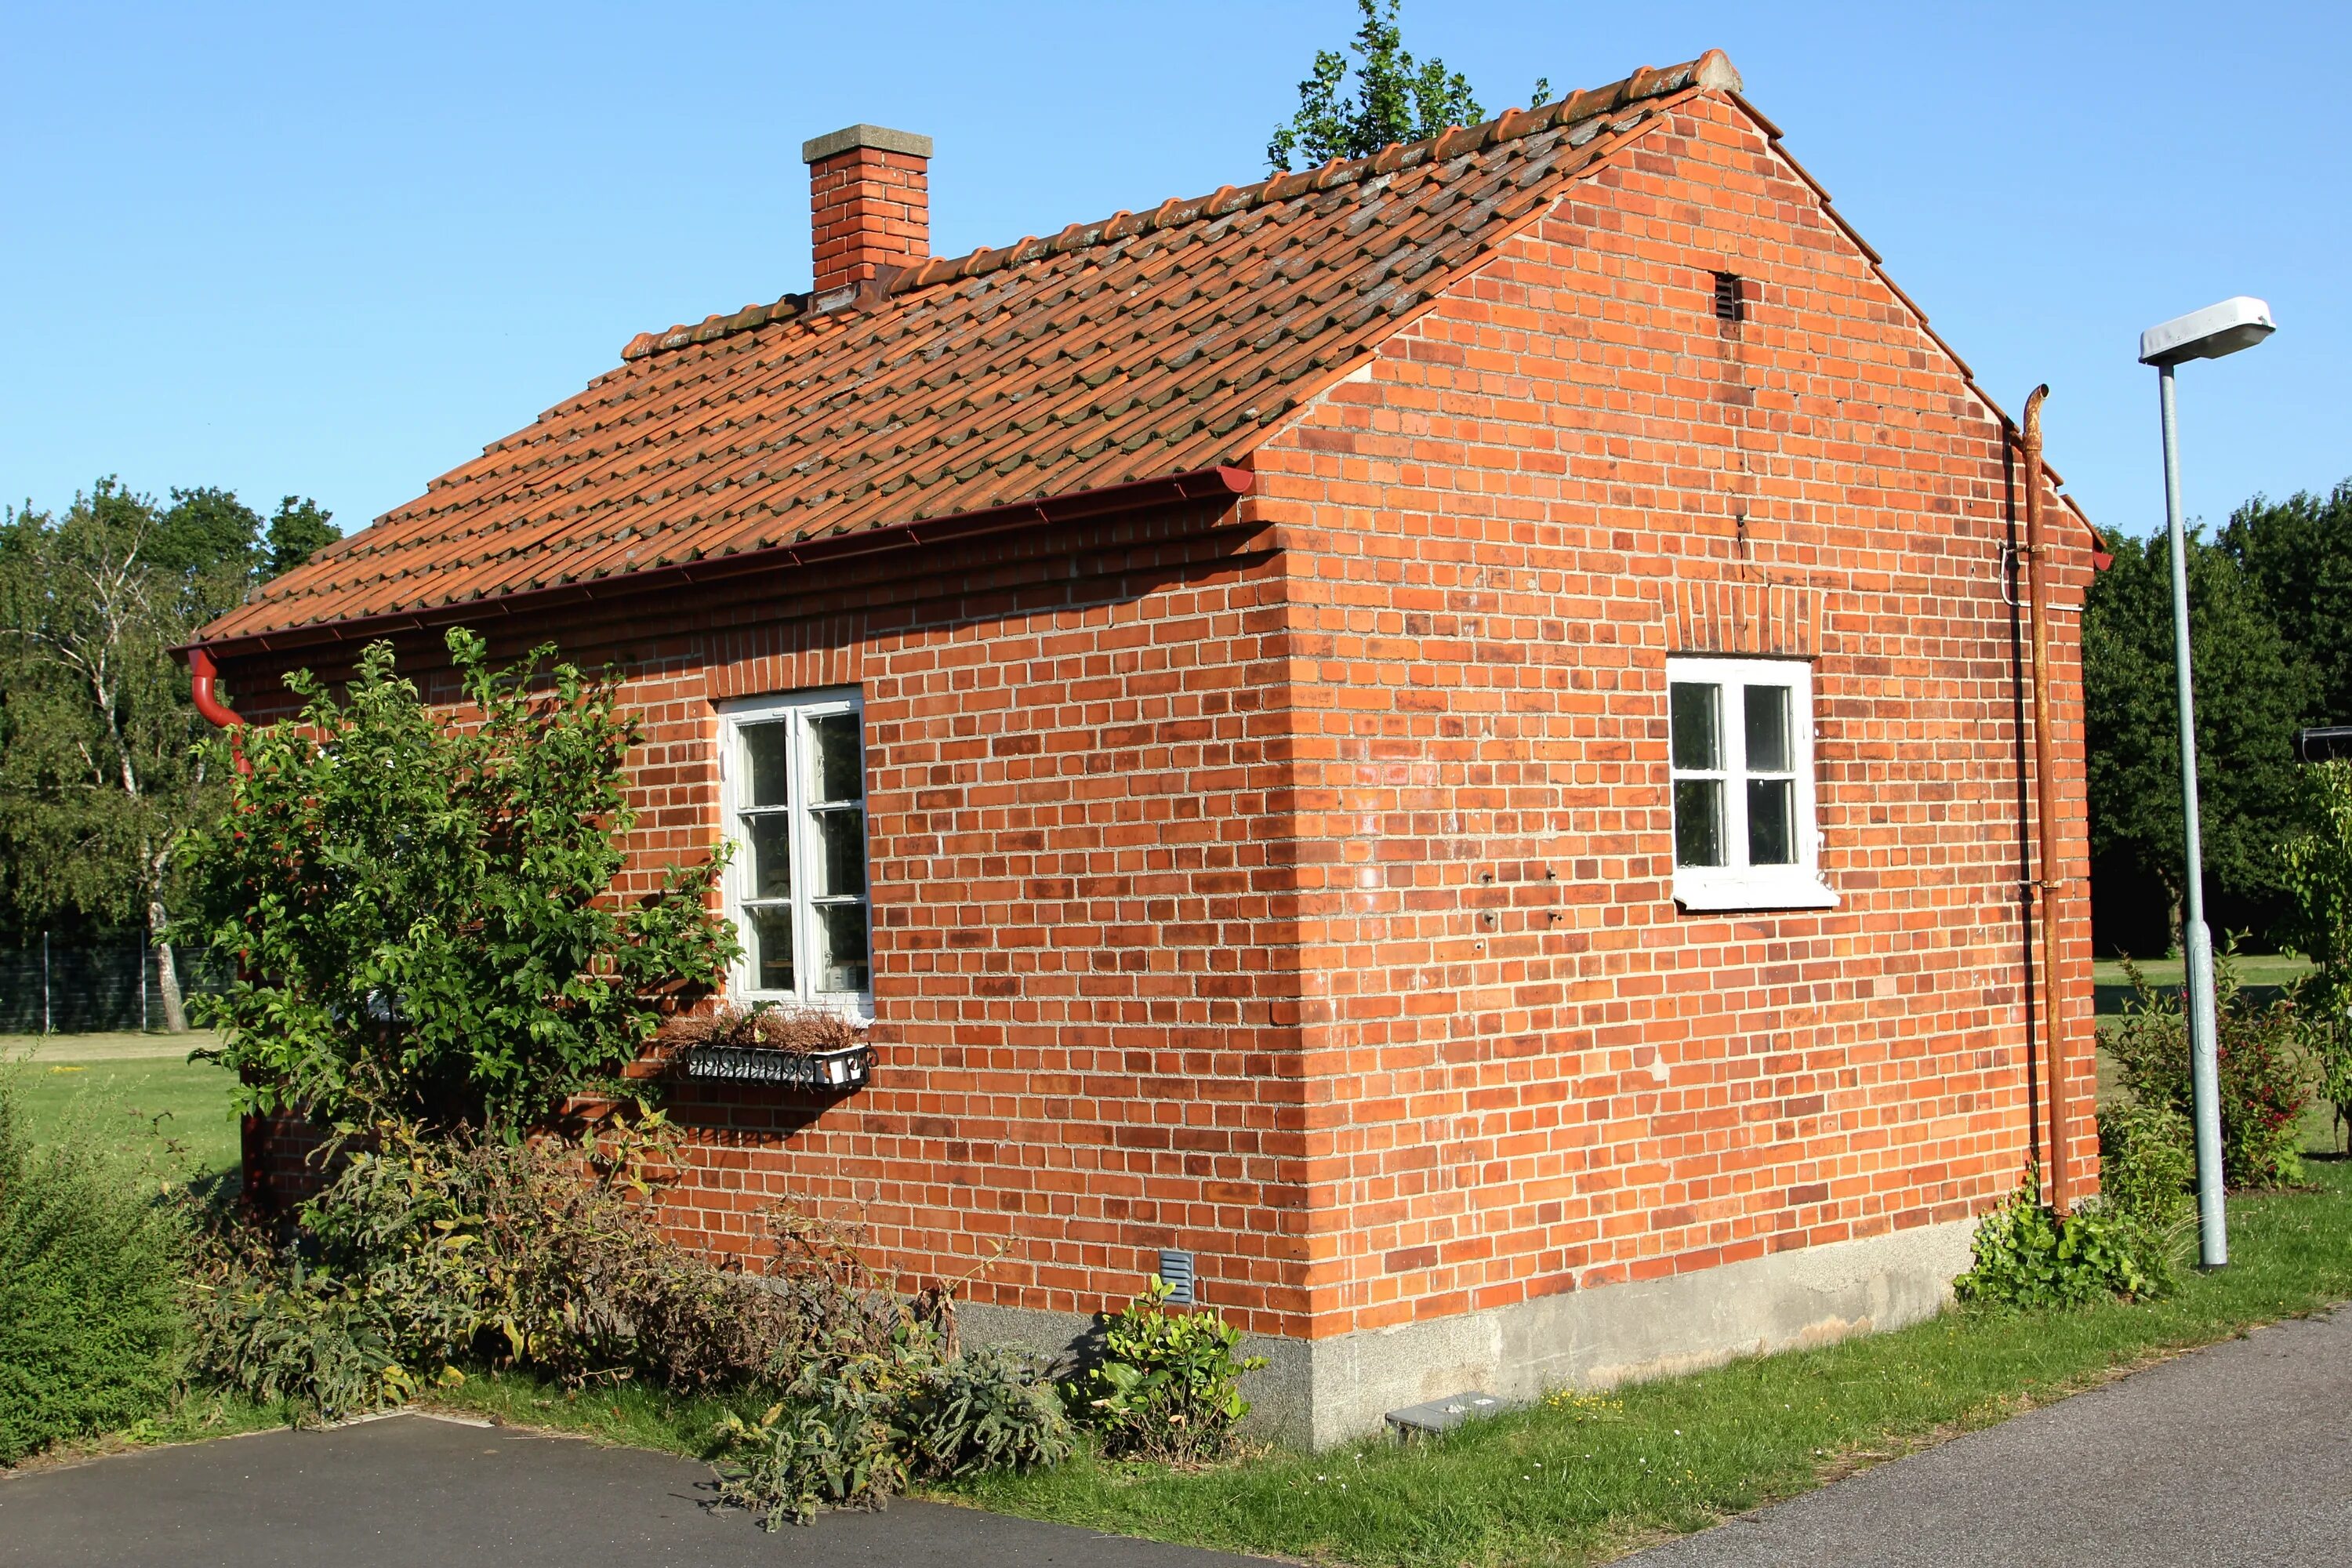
left=187, top=51, right=2102, bottom=1445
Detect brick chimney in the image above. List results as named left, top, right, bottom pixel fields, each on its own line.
left=801, top=124, right=932, bottom=299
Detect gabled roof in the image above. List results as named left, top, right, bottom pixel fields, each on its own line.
left=198, top=53, right=1743, bottom=648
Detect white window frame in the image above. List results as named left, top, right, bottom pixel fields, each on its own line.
left=1664, top=655, right=1836, bottom=913
left=716, top=688, right=874, bottom=1019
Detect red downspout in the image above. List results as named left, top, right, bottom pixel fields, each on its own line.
left=2021, top=386, right=2070, bottom=1212
left=187, top=646, right=250, bottom=775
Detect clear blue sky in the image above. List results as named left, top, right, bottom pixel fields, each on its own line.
left=3, top=1, right=2343, bottom=544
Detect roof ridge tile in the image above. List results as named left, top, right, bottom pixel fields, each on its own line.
left=615, top=52, right=1734, bottom=363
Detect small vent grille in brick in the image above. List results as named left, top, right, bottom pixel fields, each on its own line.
left=1156, top=1249, right=1197, bottom=1305
left=1713, top=270, right=1744, bottom=324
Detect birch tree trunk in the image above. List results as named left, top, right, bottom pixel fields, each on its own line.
left=149, top=898, right=187, bottom=1033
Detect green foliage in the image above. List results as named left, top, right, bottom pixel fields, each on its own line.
left=0, top=1072, right=187, bottom=1463
left=902, top=1343, right=1075, bottom=1479
left=1953, top=1172, right=2158, bottom=1309
left=1068, top=1276, right=1267, bottom=1464
left=184, top=1112, right=846, bottom=1418
left=180, top=630, right=737, bottom=1131
left=2222, top=481, right=2352, bottom=730
left=2106, top=955, right=2313, bottom=1189
left=1266, top=0, right=1544, bottom=171
left=2280, top=757, right=2352, bottom=1145
left=263, top=495, right=337, bottom=579
left=0, top=479, right=337, bottom=943
left=2096, top=1098, right=2198, bottom=1226
left=183, top=1112, right=1069, bottom=1515
left=715, top=1339, right=1071, bottom=1529
left=716, top=1367, right=908, bottom=1526
left=2082, top=528, right=2310, bottom=948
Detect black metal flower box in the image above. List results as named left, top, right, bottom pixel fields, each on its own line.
left=680, top=1043, right=872, bottom=1091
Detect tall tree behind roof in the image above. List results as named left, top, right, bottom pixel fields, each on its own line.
left=1267, top=0, right=1549, bottom=172
left=0, top=479, right=337, bottom=1027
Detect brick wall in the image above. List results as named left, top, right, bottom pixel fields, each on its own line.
left=1246, top=90, right=2095, bottom=1340
left=223, top=87, right=2095, bottom=1349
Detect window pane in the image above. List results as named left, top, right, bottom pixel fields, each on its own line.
left=1671, top=683, right=1719, bottom=771
left=814, top=807, right=866, bottom=898
left=1744, top=684, right=1791, bottom=773
left=745, top=811, right=792, bottom=898
left=746, top=904, right=794, bottom=991
left=743, top=721, right=791, bottom=808
left=817, top=902, right=869, bottom=993
left=1674, top=779, right=1724, bottom=867
left=1748, top=778, right=1795, bottom=865
left=809, top=712, right=863, bottom=804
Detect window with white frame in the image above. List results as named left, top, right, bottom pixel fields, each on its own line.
left=718, top=689, right=873, bottom=1014
left=1665, top=656, right=1835, bottom=911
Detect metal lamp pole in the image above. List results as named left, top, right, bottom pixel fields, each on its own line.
left=2140, top=296, right=2277, bottom=1270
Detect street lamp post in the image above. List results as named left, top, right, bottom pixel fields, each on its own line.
left=2138, top=295, right=2277, bottom=1270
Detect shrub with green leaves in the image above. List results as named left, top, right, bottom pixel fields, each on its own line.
left=2283, top=757, right=2352, bottom=1148
left=184, top=1112, right=1073, bottom=1515
left=2105, top=955, right=2312, bottom=1189
left=1955, top=1172, right=2158, bottom=1309
left=0, top=1075, right=187, bottom=1463
left=2097, top=1098, right=2197, bottom=1226
left=1067, top=1276, right=1267, bottom=1465
left=184, top=1112, right=857, bottom=1420
left=179, top=629, right=737, bottom=1131
left=714, top=1336, right=1070, bottom=1530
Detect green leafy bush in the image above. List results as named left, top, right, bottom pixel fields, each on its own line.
left=715, top=1357, right=909, bottom=1527
left=185, top=1112, right=871, bottom=1419
left=0, top=1076, right=187, bottom=1462
left=2097, top=1098, right=2197, bottom=1226
left=714, top=1337, right=1070, bottom=1529
left=2282, top=758, right=2352, bottom=1147
left=901, top=1343, right=1073, bottom=1479
left=180, top=629, right=737, bottom=1131
left=1955, top=1173, right=2158, bottom=1309
left=1067, top=1276, right=1267, bottom=1465
left=186, top=1113, right=1072, bottom=1515
left=2105, top=956, right=2312, bottom=1189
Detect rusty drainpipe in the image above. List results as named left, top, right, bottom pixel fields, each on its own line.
left=2020, top=385, right=2069, bottom=1213
left=187, top=647, right=250, bottom=776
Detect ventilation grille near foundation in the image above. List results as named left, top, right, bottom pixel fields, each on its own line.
left=1156, top=1249, right=1196, bottom=1305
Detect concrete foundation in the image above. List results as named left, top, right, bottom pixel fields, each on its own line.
left=960, top=1217, right=1978, bottom=1449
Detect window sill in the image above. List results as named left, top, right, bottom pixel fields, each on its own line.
left=1673, top=872, right=1838, bottom=913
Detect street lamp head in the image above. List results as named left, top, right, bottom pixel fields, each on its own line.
left=2140, top=296, right=2277, bottom=368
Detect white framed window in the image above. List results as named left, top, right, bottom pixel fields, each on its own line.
left=1665, top=656, right=1835, bottom=912
left=717, top=688, right=873, bottom=1016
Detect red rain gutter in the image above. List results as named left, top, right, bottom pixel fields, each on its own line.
left=187, top=646, right=250, bottom=776
left=173, top=465, right=1257, bottom=670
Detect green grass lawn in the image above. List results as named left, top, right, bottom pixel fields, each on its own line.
left=2, top=1048, right=241, bottom=1188
left=2091, top=953, right=2314, bottom=991
left=940, top=1167, right=2352, bottom=1566
left=418, top=1167, right=2352, bottom=1568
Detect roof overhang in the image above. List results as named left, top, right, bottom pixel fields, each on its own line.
left=177, top=464, right=1254, bottom=667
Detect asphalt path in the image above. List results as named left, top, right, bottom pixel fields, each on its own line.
left=0, top=1411, right=1275, bottom=1567
left=1624, top=1308, right=2352, bottom=1567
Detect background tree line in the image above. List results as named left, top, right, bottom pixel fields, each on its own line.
left=0, top=480, right=335, bottom=1027
left=2087, top=479, right=2352, bottom=956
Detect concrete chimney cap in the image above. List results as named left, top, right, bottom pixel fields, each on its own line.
left=802, top=124, right=934, bottom=162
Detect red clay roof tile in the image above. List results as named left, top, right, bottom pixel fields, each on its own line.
left=199, top=52, right=1744, bottom=647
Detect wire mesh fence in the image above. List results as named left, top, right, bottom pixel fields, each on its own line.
left=0, top=935, right=230, bottom=1035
